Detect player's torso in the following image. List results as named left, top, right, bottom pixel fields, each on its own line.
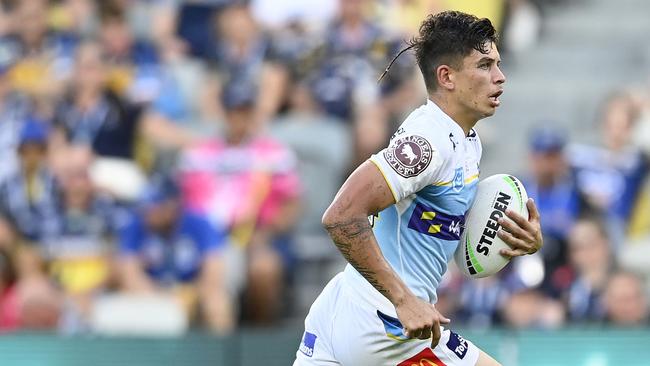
left=371, top=104, right=482, bottom=303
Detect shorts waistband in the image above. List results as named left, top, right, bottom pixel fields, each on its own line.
left=341, top=265, right=397, bottom=317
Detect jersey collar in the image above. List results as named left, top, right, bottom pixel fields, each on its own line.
left=425, top=99, right=466, bottom=139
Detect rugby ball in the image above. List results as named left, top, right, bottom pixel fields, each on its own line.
left=454, top=174, right=529, bottom=278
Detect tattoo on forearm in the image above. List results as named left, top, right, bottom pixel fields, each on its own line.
left=324, top=218, right=392, bottom=298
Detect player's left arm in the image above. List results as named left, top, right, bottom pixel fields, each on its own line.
left=496, top=198, right=543, bottom=258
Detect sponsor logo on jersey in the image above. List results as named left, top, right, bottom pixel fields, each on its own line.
left=299, top=331, right=317, bottom=357
left=446, top=331, right=469, bottom=359
left=397, top=348, right=446, bottom=366
left=408, top=202, right=465, bottom=241
left=384, top=135, right=433, bottom=178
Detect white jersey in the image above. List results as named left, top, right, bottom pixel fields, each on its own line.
left=295, top=100, right=484, bottom=366
left=344, top=99, right=482, bottom=308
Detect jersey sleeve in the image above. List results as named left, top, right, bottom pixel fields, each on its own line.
left=369, top=133, right=444, bottom=202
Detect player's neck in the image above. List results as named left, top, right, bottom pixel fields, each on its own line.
left=428, top=94, right=477, bottom=136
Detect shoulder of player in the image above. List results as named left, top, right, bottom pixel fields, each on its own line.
left=397, top=117, right=455, bottom=159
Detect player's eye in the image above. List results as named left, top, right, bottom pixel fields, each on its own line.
left=478, top=63, right=489, bottom=70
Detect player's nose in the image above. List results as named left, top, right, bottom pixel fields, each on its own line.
left=494, top=66, right=506, bottom=85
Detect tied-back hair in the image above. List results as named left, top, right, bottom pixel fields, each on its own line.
left=378, top=11, right=498, bottom=91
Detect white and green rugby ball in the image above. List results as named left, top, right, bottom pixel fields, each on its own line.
left=454, top=174, right=529, bottom=278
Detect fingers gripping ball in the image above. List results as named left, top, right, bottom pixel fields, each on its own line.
left=454, top=174, right=529, bottom=278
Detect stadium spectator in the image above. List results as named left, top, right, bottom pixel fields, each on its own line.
left=45, top=146, right=120, bottom=297
left=455, top=276, right=512, bottom=328
left=51, top=42, right=141, bottom=160
left=523, top=126, right=587, bottom=295
left=211, top=2, right=288, bottom=126
left=563, top=217, right=613, bottom=323
left=0, top=118, right=60, bottom=248
left=0, top=56, right=31, bottom=183
left=602, top=271, right=649, bottom=327
left=179, top=89, right=301, bottom=325
left=0, top=0, right=78, bottom=110
left=98, top=4, right=162, bottom=104
left=48, top=0, right=97, bottom=37
left=452, top=264, right=559, bottom=329
left=626, top=88, right=650, bottom=238
left=117, top=176, right=234, bottom=333
left=139, top=39, right=220, bottom=165
left=569, top=92, right=649, bottom=248
left=307, top=0, right=390, bottom=121
left=139, top=71, right=216, bottom=174
left=99, top=0, right=178, bottom=51
left=306, top=0, right=418, bottom=165
left=176, top=0, right=227, bottom=60
left=269, top=81, right=351, bottom=311
left=270, top=81, right=352, bottom=236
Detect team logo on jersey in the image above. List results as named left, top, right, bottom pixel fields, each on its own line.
left=299, top=331, right=317, bottom=357
left=408, top=202, right=465, bottom=241
left=446, top=331, right=469, bottom=359
left=452, top=167, right=464, bottom=192
left=397, top=348, right=445, bottom=366
left=384, top=135, right=433, bottom=178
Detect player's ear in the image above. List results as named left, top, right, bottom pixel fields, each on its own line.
left=436, top=64, right=454, bottom=91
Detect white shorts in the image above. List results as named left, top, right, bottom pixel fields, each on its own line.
left=293, top=269, right=481, bottom=366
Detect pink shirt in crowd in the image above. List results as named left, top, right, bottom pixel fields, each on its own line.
left=179, top=135, right=301, bottom=231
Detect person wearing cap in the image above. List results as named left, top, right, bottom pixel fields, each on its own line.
left=0, top=0, right=78, bottom=100
left=0, top=118, right=61, bottom=249
left=117, top=176, right=234, bottom=333
left=51, top=41, right=141, bottom=160
left=523, top=125, right=587, bottom=296
left=178, top=83, right=301, bottom=325
left=43, top=146, right=120, bottom=315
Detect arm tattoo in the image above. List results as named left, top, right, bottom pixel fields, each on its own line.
left=324, top=218, right=392, bottom=298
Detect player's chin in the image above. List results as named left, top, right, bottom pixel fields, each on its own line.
left=479, top=107, right=497, bottom=118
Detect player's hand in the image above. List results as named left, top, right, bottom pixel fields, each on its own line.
left=497, top=198, right=543, bottom=258
left=395, top=295, right=451, bottom=348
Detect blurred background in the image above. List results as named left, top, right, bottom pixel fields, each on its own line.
left=0, top=0, right=649, bottom=365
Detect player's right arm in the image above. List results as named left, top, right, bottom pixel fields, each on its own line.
left=322, top=160, right=450, bottom=346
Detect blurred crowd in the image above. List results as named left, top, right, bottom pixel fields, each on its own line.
left=2, top=0, right=647, bottom=337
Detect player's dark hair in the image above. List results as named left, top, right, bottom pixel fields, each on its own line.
left=379, top=11, right=498, bottom=91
